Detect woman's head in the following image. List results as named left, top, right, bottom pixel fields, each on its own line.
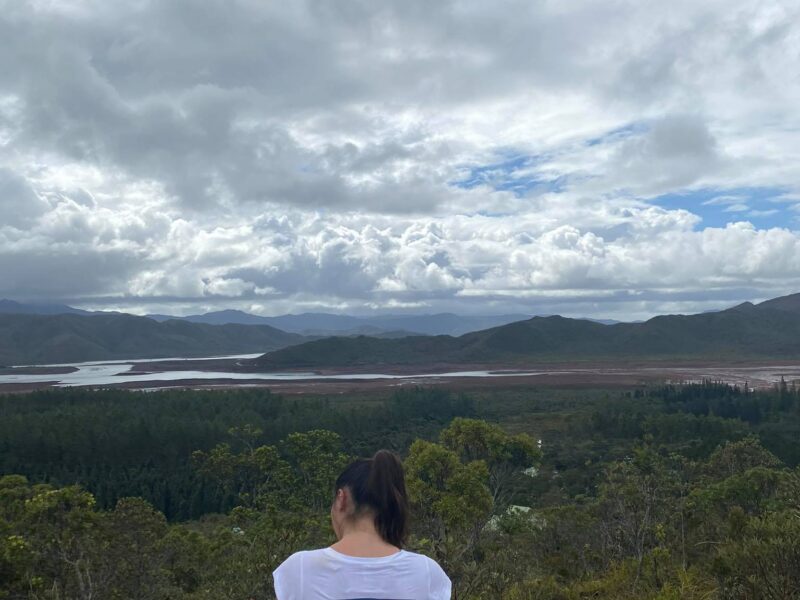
left=331, top=449, right=409, bottom=548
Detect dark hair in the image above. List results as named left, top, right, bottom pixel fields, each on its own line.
left=334, top=449, right=409, bottom=548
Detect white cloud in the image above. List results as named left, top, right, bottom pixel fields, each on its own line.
left=723, top=203, right=750, bottom=213
left=203, top=277, right=254, bottom=297
left=703, top=195, right=746, bottom=206
left=1, top=0, right=799, bottom=318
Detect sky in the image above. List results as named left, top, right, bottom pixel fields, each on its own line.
left=1, top=0, right=800, bottom=321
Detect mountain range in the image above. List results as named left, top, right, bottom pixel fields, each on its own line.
left=145, top=309, right=535, bottom=336
left=0, top=313, right=302, bottom=366
left=2, top=294, right=799, bottom=367
left=0, top=299, right=91, bottom=316
left=252, top=293, right=800, bottom=369
left=0, top=299, right=624, bottom=337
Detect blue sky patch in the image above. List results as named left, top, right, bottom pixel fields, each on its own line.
left=451, top=152, right=566, bottom=197
left=650, top=187, right=793, bottom=229
left=585, top=121, right=649, bottom=147
left=450, top=139, right=796, bottom=231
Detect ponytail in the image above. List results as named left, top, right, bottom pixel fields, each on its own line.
left=367, top=450, right=408, bottom=547
left=334, top=450, right=409, bottom=547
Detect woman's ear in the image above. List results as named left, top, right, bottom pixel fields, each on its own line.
left=334, top=487, right=346, bottom=512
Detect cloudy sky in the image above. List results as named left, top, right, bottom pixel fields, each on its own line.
left=1, top=0, right=800, bottom=320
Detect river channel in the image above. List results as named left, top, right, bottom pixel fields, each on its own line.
left=0, top=354, right=546, bottom=388
left=2, top=354, right=799, bottom=390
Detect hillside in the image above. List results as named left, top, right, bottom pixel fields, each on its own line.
left=0, top=299, right=90, bottom=316
left=0, top=313, right=304, bottom=366
left=757, top=292, right=800, bottom=313
left=253, top=292, right=800, bottom=369
left=147, top=309, right=532, bottom=336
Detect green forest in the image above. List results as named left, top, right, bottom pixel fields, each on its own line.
left=2, top=381, right=800, bottom=599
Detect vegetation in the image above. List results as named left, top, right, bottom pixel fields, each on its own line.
left=0, top=388, right=476, bottom=520
left=2, top=381, right=800, bottom=598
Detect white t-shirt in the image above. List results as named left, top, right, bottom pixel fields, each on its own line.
left=273, top=547, right=451, bottom=600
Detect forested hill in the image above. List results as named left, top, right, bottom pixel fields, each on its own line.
left=0, top=313, right=304, bottom=365
left=253, top=292, right=800, bottom=368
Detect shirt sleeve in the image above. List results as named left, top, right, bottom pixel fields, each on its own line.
left=273, top=552, right=303, bottom=600
left=427, top=558, right=452, bottom=600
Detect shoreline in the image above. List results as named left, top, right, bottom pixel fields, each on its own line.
left=124, top=356, right=800, bottom=375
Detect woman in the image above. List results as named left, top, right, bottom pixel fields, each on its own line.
left=273, top=450, right=451, bottom=599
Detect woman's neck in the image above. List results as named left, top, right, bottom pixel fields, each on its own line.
left=331, top=519, right=400, bottom=558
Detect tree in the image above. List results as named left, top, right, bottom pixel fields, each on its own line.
left=0, top=476, right=37, bottom=599
left=703, top=436, right=781, bottom=480
left=100, top=497, right=171, bottom=600
left=404, top=439, right=493, bottom=599
left=714, top=510, right=800, bottom=599
left=21, top=485, right=103, bottom=599
left=282, top=430, right=350, bottom=512
left=193, top=441, right=293, bottom=510
left=595, top=445, right=683, bottom=590
left=440, top=418, right=540, bottom=511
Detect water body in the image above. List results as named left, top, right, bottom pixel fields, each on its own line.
left=0, top=354, right=545, bottom=388
left=2, top=355, right=798, bottom=390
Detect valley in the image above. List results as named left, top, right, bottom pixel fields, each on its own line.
left=1, top=353, right=797, bottom=393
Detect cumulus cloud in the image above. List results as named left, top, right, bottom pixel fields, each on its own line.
left=1, top=0, right=800, bottom=318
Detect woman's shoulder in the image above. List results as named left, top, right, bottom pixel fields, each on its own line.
left=399, top=551, right=449, bottom=576
left=273, top=549, right=318, bottom=576
left=400, top=551, right=451, bottom=597
left=274, top=550, right=301, bottom=576
left=398, top=549, right=436, bottom=563
left=278, top=548, right=442, bottom=567
left=276, top=548, right=448, bottom=579
left=274, top=548, right=326, bottom=570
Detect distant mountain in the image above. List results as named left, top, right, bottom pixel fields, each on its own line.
left=9, top=293, right=799, bottom=368
left=145, top=314, right=176, bottom=322
left=363, top=313, right=532, bottom=336
left=296, top=325, right=419, bottom=338
left=755, top=292, right=800, bottom=314
left=585, top=318, right=633, bottom=325
left=148, top=310, right=422, bottom=339
left=252, top=292, right=800, bottom=369
left=260, top=313, right=371, bottom=333
left=148, top=309, right=277, bottom=326
left=0, top=313, right=304, bottom=366
left=0, top=299, right=90, bottom=316
left=146, top=310, right=533, bottom=336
